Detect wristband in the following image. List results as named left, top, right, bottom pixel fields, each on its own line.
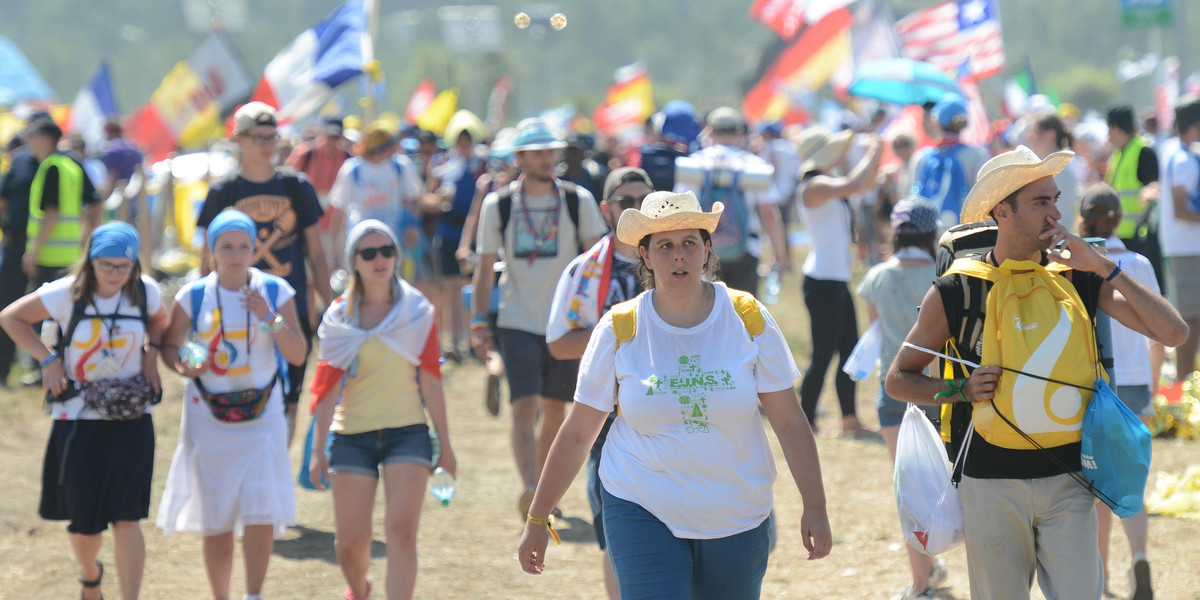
left=39, top=351, right=59, bottom=368
left=470, top=314, right=489, bottom=330
left=526, top=514, right=562, bottom=546
left=933, top=378, right=969, bottom=403
left=261, top=312, right=285, bottom=333
left=1105, top=263, right=1122, bottom=282
left=146, top=342, right=161, bottom=351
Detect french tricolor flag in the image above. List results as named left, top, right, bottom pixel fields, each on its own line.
left=69, top=63, right=118, bottom=151
left=249, top=0, right=372, bottom=124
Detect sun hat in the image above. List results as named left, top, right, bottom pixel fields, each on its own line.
left=890, top=197, right=940, bottom=235
left=511, top=117, right=566, bottom=152
left=603, top=167, right=653, bottom=202
left=233, top=102, right=277, bottom=135
left=1079, top=183, right=1122, bottom=218
left=615, top=191, right=723, bottom=246
left=207, top=209, right=258, bottom=251
left=796, top=126, right=853, bottom=174
left=959, top=145, right=1074, bottom=223
left=933, top=94, right=968, bottom=129
left=89, top=222, right=139, bottom=260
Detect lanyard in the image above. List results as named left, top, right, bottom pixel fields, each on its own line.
left=513, top=177, right=561, bottom=264
left=213, top=278, right=252, bottom=366
left=90, top=290, right=125, bottom=358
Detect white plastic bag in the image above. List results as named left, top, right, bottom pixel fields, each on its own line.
left=842, top=320, right=883, bottom=381
left=894, top=403, right=968, bottom=556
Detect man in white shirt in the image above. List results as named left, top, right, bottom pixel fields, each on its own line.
left=1161, top=96, right=1200, bottom=382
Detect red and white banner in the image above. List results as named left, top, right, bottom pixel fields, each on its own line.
left=405, top=78, right=436, bottom=125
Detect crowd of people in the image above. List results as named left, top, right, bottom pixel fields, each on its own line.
left=0, top=87, right=1196, bottom=600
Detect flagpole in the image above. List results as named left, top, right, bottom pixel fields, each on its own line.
left=363, top=0, right=380, bottom=123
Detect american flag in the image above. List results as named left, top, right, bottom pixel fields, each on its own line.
left=896, top=0, right=1005, bottom=80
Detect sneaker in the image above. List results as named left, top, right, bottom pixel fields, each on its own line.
left=928, top=557, right=948, bottom=589
left=485, top=374, right=501, bottom=417
left=889, top=585, right=934, bottom=600
left=1129, top=557, right=1153, bottom=600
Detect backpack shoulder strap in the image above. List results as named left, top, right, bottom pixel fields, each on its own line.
left=497, top=185, right=514, bottom=245
left=56, top=296, right=90, bottom=360
left=727, top=289, right=765, bottom=340
left=189, top=279, right=207, bottom=333
left=136, top=278, right=149, bottom=334
left=561, top=181, right=582, bottom=252
left=610, top=298, right=638, bottom=349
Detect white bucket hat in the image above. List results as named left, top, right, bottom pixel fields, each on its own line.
left=616, top=191, right=723, bottom=246
left=960, top=145, right=1074, bottom=223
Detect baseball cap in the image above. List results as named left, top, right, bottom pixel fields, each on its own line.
left=706, top=106, right=745, bottom=133
left=891, top=197, right=940, bottom=235
left=1079, top=183, right=1122, bottom=218
left=933, top=94, right=968, bottom=129
left=602, top=167, right=652, bottom=202
left=233, top=102, right=278, bottom=135
left=322, top=115, right=345, bottom=137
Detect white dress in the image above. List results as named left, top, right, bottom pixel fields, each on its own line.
left=157, top=268, right=296, bottom=537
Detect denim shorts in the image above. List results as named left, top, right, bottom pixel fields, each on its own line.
left=876, top=382, right=940, bottom=428
left=328, top=424, right=433, bottom=478
left=1115, top=384, right=1155, bottom=418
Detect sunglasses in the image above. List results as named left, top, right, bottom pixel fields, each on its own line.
left=357, top=245, right=398, bottom=261
left=608, top=194, right=649, bottom=211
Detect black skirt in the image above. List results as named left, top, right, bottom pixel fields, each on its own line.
left=40, top=415, right=155, bottom=535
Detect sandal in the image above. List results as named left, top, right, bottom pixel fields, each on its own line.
left=79, top=560, right=103, bottom=600
left=345, top=579, right=372, bottom=600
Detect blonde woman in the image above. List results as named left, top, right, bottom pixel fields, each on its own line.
left=308, top=219, right=455, bottom=600
left=157, top=209, right=307, bottom=600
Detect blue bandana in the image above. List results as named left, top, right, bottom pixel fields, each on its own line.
left=89, top=222, right=139, bottom=260
left=207, top=209, right=257, bottom=250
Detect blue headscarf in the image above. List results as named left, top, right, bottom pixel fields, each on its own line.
left=89, top=222, right=139, bottom=260
left=207, top=209, right=257, bottom=250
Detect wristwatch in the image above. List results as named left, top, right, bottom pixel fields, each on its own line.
left=261, top=312, right=285, bottom=333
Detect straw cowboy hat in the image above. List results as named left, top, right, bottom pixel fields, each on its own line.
left=960, top=145, right=1074, bottom=223
left=616, top=191, right=724, bottom=246
left=796, top=126, right=853, bottom=173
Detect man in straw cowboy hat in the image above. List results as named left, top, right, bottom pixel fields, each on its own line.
left=886, top=145, right=1187, bottom=599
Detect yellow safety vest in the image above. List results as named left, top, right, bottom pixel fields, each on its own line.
left=27, top=154, right=84, bottom=267
left=1104, top=136, right=1150, bottom=239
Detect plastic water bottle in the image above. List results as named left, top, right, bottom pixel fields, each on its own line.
left=330, top=269, right=349, bottom=296
left=179, top=342, right=208, bottom=371
left=763, top=266, right=782, bottom=306
left=429, top=467, right=455, bottom=506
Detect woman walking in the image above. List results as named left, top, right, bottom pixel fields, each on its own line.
left=307, top=219, right=456, bottom=600
left=0, top=222, right=166, bottom=600
left=157, top=209, right=307, bottom=600
left=517, top=191, right=831, bottom=599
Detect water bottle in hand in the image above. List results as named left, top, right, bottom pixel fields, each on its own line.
left=179, top=342, right=209, bottom=371
left=430, top=467, right=455, bottom=506
left=330, top=269, right=349, bottom=296
left=763, top=266, right=782, bottom=305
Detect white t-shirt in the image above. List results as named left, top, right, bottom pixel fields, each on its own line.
left=477, top=181, right=607, bottom=335
left=328, top=155, right=424, bottom=233
left=1106, top=238, right=1158, bottom=386
left=575, top=282, right=801, bottom=539
left=674, top=144, right=781, bottom=259
left=175, top=268, right=296, bottom=395
left=1162, top=147, right=1200, bottom=256
left=38, top=274, right=163, bottom=420
left=800, top=195, right=853, bottom=281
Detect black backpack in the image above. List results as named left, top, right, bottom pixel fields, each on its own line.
left=49, top=279, right=150, bottom=404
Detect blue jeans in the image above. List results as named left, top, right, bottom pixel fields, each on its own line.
left=601, top=487, right=770, bottom=600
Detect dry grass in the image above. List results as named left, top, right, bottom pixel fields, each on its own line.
left=2, top=273, right=1198, bottom=600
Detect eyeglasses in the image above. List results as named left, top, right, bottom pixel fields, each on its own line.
left=245, top=133, right=279, bottom=145
left=608, top=194, right=649, bottom=211
left=357, top=245, right=398, bottom=261
left=94, top=260, right=134, bottom=275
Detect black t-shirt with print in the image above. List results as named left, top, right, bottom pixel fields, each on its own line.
left=197, top=173, right=322, bottom=315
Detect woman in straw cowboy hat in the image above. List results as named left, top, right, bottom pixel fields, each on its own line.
left=517, top=191, right=831, bottom=599
left=795, top=126, right=883, bottom=436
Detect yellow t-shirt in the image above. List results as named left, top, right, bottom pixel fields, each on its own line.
left=331, top=337, right=426, bottom=434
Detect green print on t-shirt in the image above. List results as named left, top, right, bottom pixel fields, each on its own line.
left=645, top=355, right=735, bottom=434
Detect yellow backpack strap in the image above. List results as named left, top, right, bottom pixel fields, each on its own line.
left=942, top=257, right=998, bottom=281
left=610, top=298, right=639, bottom=349
left=727, top=289, right=766, bottom=340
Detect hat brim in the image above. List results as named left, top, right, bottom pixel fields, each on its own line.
left=960, top=151, right=1073, bottom=223
left=512, top=141, right=567, bottom=152
left=801, top=129, right=853, bottom=173
left=616, top=202, right=725, bottom=246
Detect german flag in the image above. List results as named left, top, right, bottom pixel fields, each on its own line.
left=742, top=8, right=852, bottom=124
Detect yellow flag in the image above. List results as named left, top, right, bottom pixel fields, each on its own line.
left=417, top=89, right=459, bottom=137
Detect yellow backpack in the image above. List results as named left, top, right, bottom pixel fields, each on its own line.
left=942, top=258, right=1106, bottom=450
left=610, top=288, right=766, bottom=347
